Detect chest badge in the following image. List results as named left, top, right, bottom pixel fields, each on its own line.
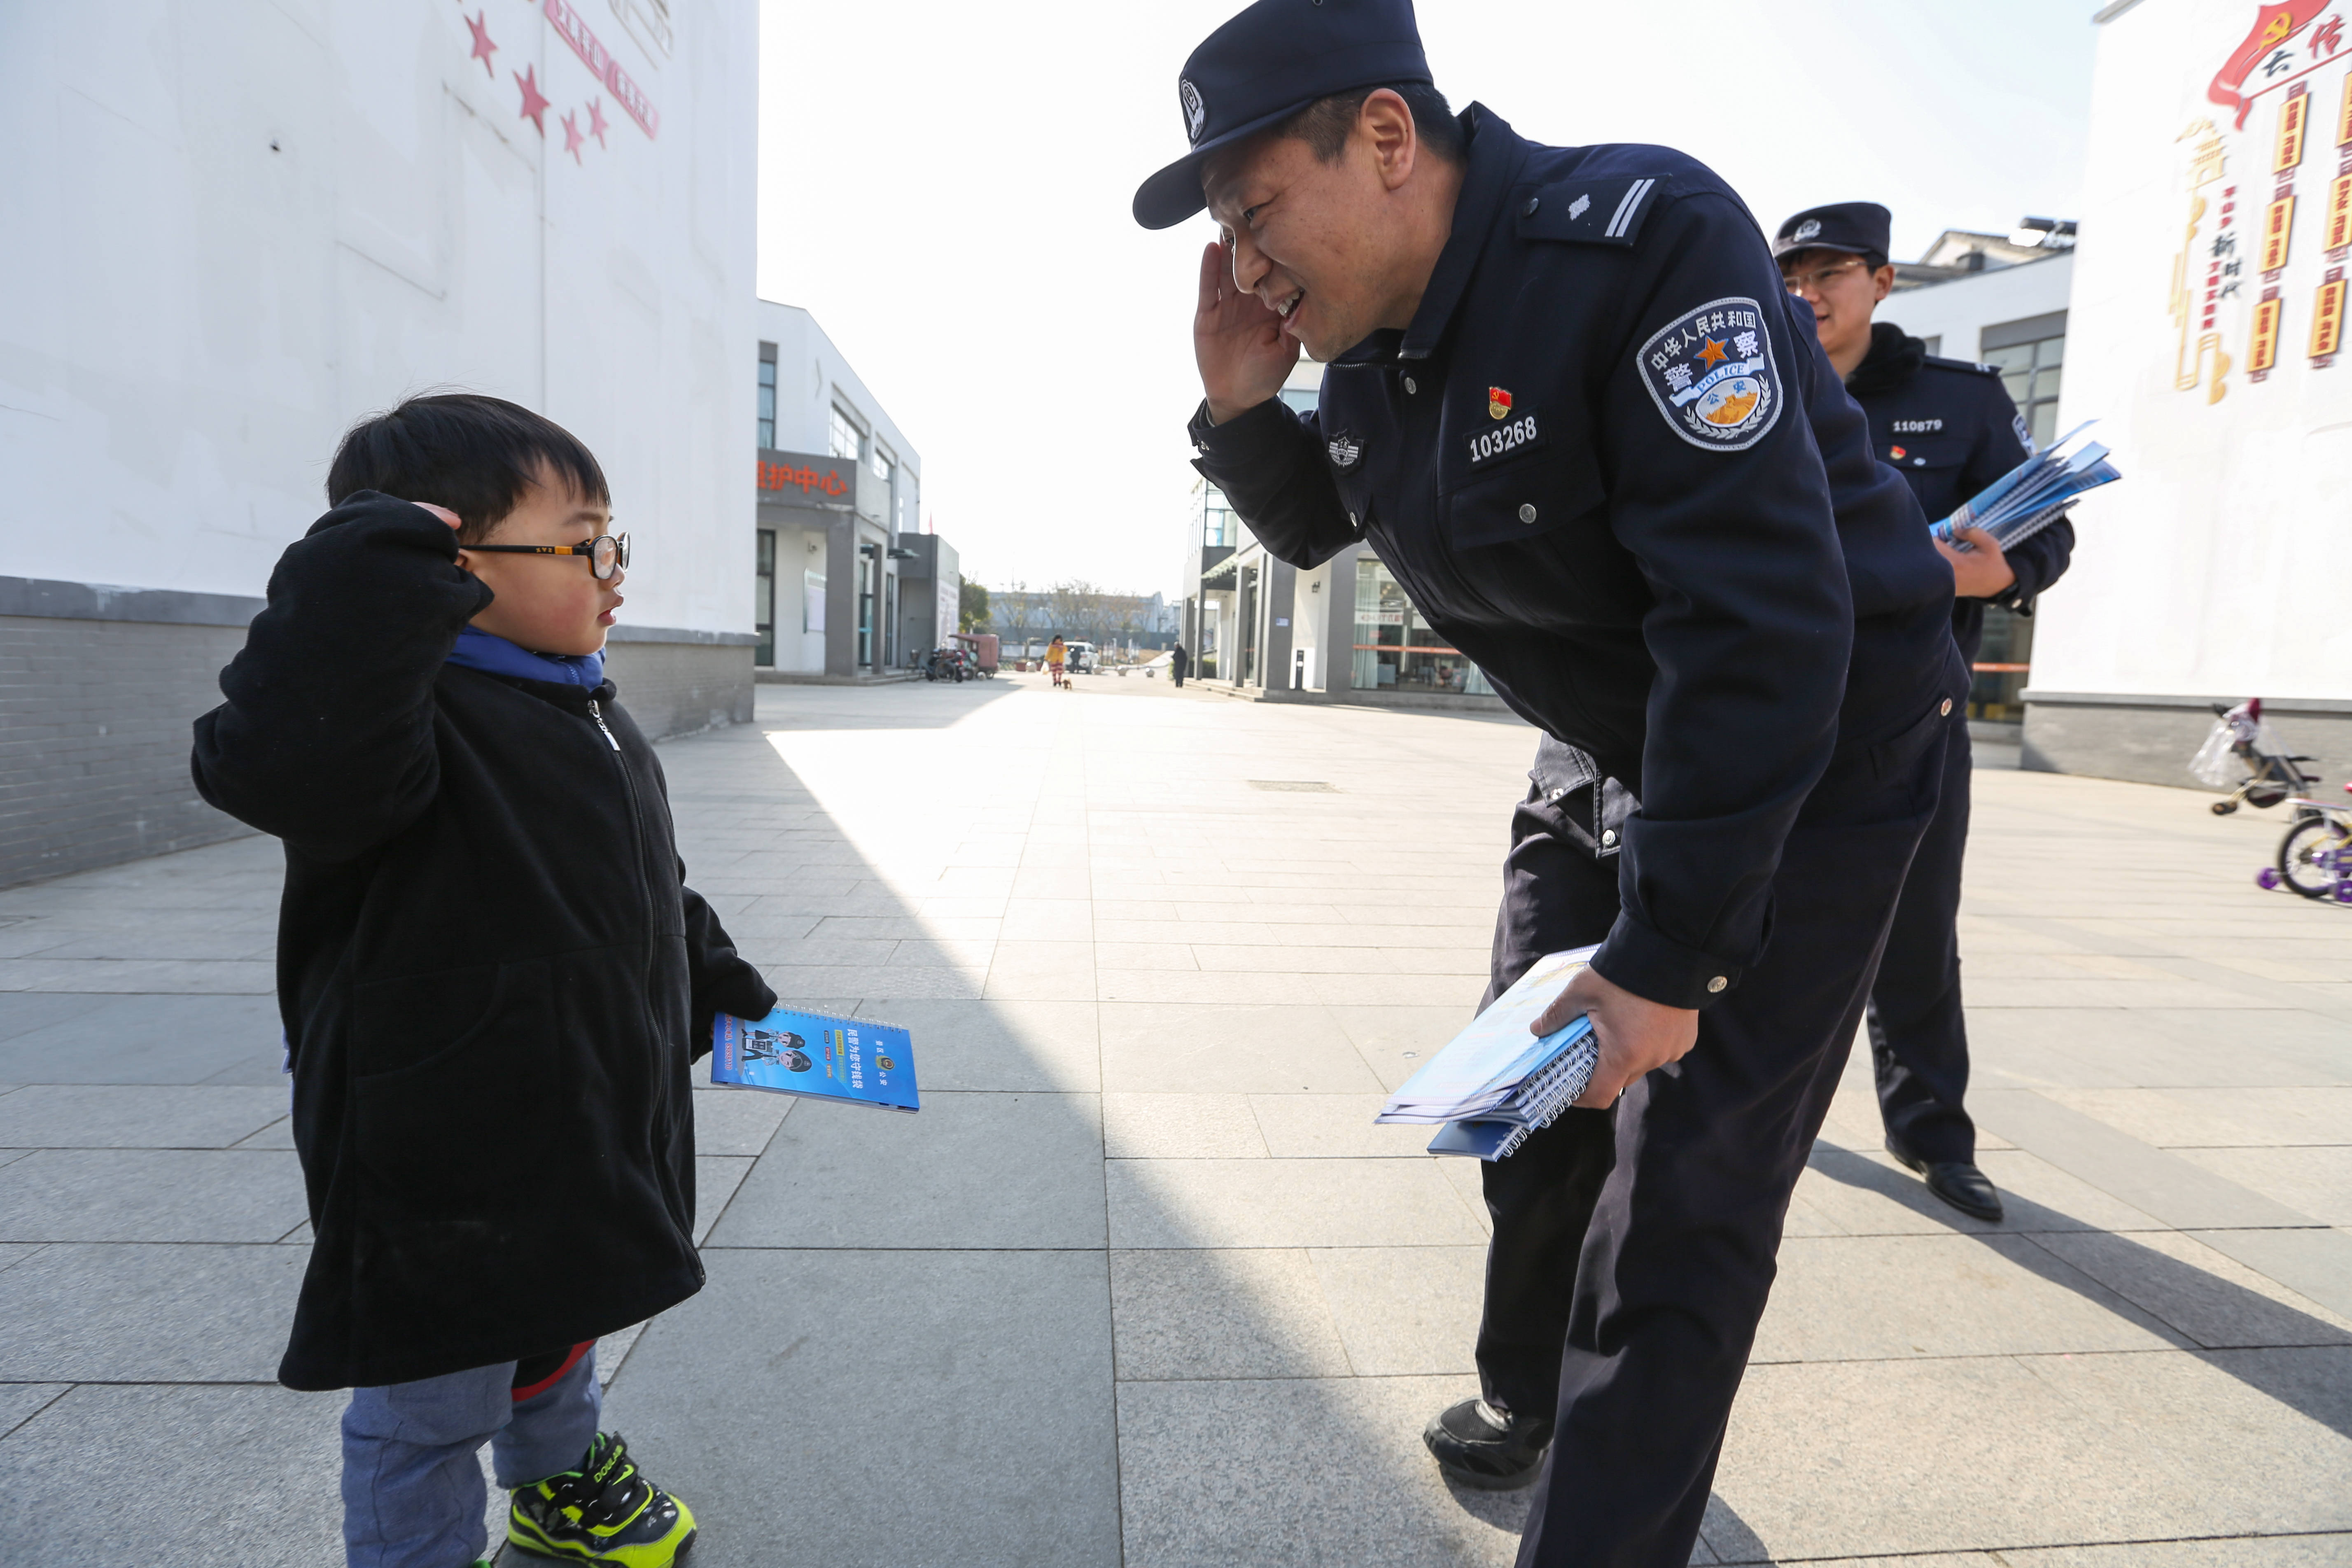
left=1487, top=387, right=1514, bottom=420
left=1327, top=433, right=1362, bottom=470
left=1635, top=296, right=1783, bottom=452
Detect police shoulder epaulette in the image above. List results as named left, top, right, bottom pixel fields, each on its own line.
left=1514, top=174, right=1666, bottom=247
left=1923, top=354, right=2003, bottom=379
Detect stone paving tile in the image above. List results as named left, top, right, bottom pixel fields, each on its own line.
left=607, top=1243, right=1120, bottom=1567
left=2025, top=1228, right=2352, bottom=1348
left=0, top=993, right=282, bottom=1084
left=1307, top=1245, right=1486, bottom=1376
left=1102, top=1093, right=1269, bottom=1158
left=1710, top=1349, right=2352, bottom=1560
left=0, top=1083, right=290, bottom=1148
left=1251, top=1093, right=1437, bottom=1157
left=709, top=1090, right=1105, bottom=1250
left=1099, top=1002, right=1387, bottom=1094
left=1116, top=1374, right=1527, bottom=1568
left=0, top=1382, right=69, bottom=1439
left=0, top=1148, right=308, bottom=1242
left=2175, top=1146, right=2352, bottom=1227
left=1107, top=1157, right=1490, bottom=1249
left=1111, top=1248, right=1354, bottom=1380
left=0, top=1242, right=308, bottom=1381
left=0, top=1384, right=345, bottom=1566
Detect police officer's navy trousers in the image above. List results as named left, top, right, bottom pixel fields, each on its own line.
left=1863, top=718, right=1977, bottom=1164
left=1475, top=711, right=1950, bottom=1568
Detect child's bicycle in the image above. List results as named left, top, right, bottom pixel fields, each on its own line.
left=2254, top=784, right=2352, bottom=903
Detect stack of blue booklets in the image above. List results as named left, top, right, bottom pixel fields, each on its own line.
left=1374, top=946, right=1601, bottom=1161
left=1932, top=421, right=2120, bottom=553
left=711, top=1007, right=919, bottom=1113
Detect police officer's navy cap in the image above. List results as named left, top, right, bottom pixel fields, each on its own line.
left=1132, top=0, right=1433, bottom=231
left=1773, top=201, right=1893, bottom=262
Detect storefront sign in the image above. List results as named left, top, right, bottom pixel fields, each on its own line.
left=758, top=451, right=855, bottom=503
left=544, top=0, right=660, bottom=138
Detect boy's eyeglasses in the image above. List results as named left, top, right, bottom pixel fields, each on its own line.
left=1781, top=258, right=1868, bottom=297
left=463, top=532, right=630, bottom=581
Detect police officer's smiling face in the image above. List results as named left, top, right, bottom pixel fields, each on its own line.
left=1200, top=93, right=1451, bottom=362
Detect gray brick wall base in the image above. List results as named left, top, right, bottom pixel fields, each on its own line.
left=2023, top=695, right=2352, bottom=796
left=1, top=615, right=754, bottom=890
left=0, top=616, right=259, bottom=888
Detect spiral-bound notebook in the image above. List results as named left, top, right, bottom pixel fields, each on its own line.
left=1374, top=946, right=1600, bottom=1161
left=710, top=1007, right=920, bottom=1113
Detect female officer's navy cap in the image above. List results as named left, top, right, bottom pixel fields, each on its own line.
left=1772, top=202, right=1893, bottom=262
left=1132, top=0, right=1433, bottom=231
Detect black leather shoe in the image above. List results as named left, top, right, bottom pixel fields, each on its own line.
left=1887, top=1142, right=2004, bottom=1221
left=1423, top=1398, right=1553, bottom=1490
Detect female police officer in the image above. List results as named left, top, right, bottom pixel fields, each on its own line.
left=1136, top=2, right=1967, bottom=1563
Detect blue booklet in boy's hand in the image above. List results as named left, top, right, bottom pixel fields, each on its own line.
left=711, top=1007, right=919, bottom=1113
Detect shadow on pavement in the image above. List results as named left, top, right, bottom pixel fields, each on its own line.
left=1808, top=1141, right=2352, bottom=1442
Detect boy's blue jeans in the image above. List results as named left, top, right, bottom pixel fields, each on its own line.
left=341, top=1344, right=601, bottom=1568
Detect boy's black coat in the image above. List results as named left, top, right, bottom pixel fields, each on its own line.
left=191, top=494, right=775, bottom=1392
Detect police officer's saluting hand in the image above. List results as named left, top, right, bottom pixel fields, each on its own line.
left=1776, top=202, right=2077, bottom=1225
left=1138, top=3, right=1969, bottom=1561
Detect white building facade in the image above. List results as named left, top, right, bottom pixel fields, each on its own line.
left=0, top=0, right=761, bottom=884
left=2027, top=0, right=2352, bottom=784
left=753, top=302, right=925, bottom=678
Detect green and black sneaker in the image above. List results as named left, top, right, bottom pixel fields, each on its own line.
left=506, top=1431, right=698, bottom=1566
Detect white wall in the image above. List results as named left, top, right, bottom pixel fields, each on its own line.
left=0, top=0, right=758, bottom=637
left=2033, top=0, right=2352, bottom=703
left=1883, top=253, right=2074, bottom=361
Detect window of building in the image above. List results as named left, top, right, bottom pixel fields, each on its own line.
left=1980, top=311, right=2066, bottom=450
left=1352, top=559, right=1493, bottom=695
left=828, top=405, right=864, bottom=462
left=1202, top=484, right=1241, bottom=550
left=804, top=569, right=826, bottom=634
left=756, top=350, right=777, bottom=451
left=754, top=530, right=775, bottom=667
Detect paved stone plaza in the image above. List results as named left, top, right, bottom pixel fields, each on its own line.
left=1, top=672, right=2347, bottom=1565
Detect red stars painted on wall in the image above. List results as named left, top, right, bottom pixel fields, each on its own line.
left=462, top=1, right=661, bottom=152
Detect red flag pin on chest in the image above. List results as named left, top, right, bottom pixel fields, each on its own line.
left=1488, top=387, right=1514, bottom=420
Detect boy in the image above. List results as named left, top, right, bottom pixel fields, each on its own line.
left=193, top=393, right=775, bottom=1568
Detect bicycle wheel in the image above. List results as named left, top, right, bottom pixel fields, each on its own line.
left=2276, top=819, right=2347, bottom=899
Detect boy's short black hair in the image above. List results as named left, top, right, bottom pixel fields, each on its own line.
left=327, top=392, right=609, bottom=544
left=1276, top=81, right=1465, bottom=168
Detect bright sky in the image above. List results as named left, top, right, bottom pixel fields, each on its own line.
left=756, top=0, right=2104, bottom=599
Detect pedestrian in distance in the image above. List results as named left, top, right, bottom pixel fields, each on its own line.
left=191, top=393, right=774, bottom=1568
left=1047, top=633, right=1069, bottom=688
left=1171, top=640, right=1190, bottom=687
left=1137, top=2, right=1965, bottom=1561
left=1776, top=201, right=2077, bottom=1223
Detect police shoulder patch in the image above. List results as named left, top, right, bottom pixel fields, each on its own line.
left=1636, top=297, right=1782, bottom=452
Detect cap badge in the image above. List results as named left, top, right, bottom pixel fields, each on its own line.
left=1488, top=387, right=1514, bottom=420
left=1326, top=433, right=1362, bottom=469
left=1794, top=218, right=1821, bottom=243
left=1567, top=193, right=1591, bottom=220
left=1179, top=79, right=1206, bottom=144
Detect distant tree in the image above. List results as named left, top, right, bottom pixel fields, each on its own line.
left=959, top=575, right=990, bottom=632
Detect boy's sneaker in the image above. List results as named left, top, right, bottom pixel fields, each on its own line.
left=506, top=1431, right=697, bottom=1566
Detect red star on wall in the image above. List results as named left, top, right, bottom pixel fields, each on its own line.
left=587, top=98, right=611, bottom=150
left=466, top=11, right=497, bottom=78
left=515, top=64, right=550, bottom=135
left=1696, top=337, right=1729, bottom=369
left=561, top=110, right=586, bottom=164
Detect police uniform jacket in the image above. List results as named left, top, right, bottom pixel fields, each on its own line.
left=1846, top=321, right=2074, bottom=663
left=1190, top=107, right=1965, bottom=1010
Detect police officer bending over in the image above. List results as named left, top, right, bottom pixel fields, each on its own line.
left=1135, top=3, right=1965, bottom=1561
left=1776, top=202, right=2076, bottom=1223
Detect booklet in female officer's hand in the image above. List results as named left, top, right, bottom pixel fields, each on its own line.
left=1374, top=946, right=1600, bottom=1161
left=711, top=1007, right=919, bottom=1113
